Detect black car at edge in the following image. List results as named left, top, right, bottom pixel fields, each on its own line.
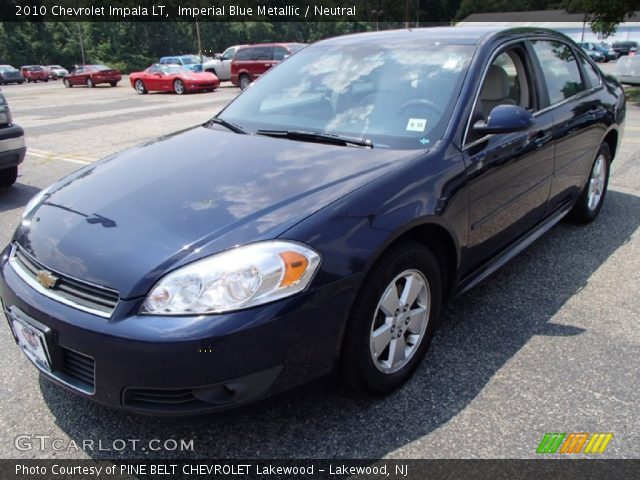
left=0, top=27, right=625, bottom=415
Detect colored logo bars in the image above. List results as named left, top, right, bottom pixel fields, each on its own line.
left=537, top=433, right=613, bottom=454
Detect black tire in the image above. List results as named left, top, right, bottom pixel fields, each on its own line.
left=173, top=79, right=185, bottom=95
left=110, top=81, right=117, bottom=87
left=86, top=77, right=94, bottom=88
left=0, top=166, right=18, bottom=189
left=44, top=78, right=48, bottom=82
left=63, top=79, right=72, bottom=88
left=569, top=142, right=611, bottom=224
left=17, top=81, right=23, bottom=85
left=133, top=79, right=147, bottom=95
left=341, top=242, right=442, bottom=395
left=239, top=74, right=251, bottom=90
left=26, top=79, right=31, bottom=83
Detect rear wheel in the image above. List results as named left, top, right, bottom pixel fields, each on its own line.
left=86, top=77, right=94, bottom=88
left=134, top=79, right=147, bottom=95
left=110, top=81, right=117, bottom=87
left=239, top=74, right=251, bottom=90
left=569, top=143, right=611, bottom=224
left=173, top=79, right=185, bottom=95
left=63, top=79, right=72, bottom=88
left=44, top=78, right=48, bottom=82
left=0, top=166, right=18, bottom=189
left=341, top=242, right=442, bottom=394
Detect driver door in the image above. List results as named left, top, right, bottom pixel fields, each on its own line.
left=463, top=43, right=555, bottom=269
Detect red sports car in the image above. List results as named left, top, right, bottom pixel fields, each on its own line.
left=129, top=64, right=220, bottom=95
left=63, top=65, right=121, bottom=88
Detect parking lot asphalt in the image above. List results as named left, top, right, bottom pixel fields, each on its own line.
left=0, top=64, right=639, bottom=460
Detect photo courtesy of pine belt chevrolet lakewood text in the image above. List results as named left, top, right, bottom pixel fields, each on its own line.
left=0, top=27, right=625, bottom=415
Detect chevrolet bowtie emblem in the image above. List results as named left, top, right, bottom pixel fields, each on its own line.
left=36, top=270, right=58, bottom=289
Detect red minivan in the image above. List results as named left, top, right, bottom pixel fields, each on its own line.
left=20, top=65, right=48, bottom=83
left=230, top=43, right=306, bottom=90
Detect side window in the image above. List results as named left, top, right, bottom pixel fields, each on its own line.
left=273, top=47, right=289, bottom=61
left=576, top=53, right=601, bottom=88
left=235, top=48, right=252, bottom=61
left=159, top=58, right=167, bottom=65
left=221, top=48, right=235, bottom=61
left=252, top=46, right=273, bottom=61
left=149, top=65, right=160, bottom=74
left=477, top=48, right=532, bottom=120
left=466, top=46, right=534, bottom=145
left=532, top=40, right=585, bottom=104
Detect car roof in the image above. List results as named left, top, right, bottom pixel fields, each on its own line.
left=235, top=42, right=304, bottom=49
left=314, top=26, right=573, bottom=47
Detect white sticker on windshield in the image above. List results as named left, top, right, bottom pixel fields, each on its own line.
left=406, top=118, right=427, bottom=132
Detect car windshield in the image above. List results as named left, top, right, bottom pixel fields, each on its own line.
left=218, top=43, right=473, bottom=150
left=180, top=56, right=201, bottom=65
left=50, top=65, right=63, bottom=69
left=160, top=65, right=191, bottom=74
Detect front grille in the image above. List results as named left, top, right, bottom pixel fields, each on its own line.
left=58, top=347, right=95, bottom=394
left=10, top=245, right=119, bottom=317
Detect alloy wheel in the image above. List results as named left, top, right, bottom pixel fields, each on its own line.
left=587, top=154, right=607, bottom=211
left=369, top=269, right=431, bottom=374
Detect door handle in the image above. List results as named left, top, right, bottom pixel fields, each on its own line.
left=534, top=131, right=553, bottom=148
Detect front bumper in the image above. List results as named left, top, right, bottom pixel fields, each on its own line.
left=0, top=246, right=355, bottom=415
left=0, top=124, right=26, bottom=169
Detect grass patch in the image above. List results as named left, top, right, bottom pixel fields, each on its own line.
left=626, top=87, right=640, bottom=103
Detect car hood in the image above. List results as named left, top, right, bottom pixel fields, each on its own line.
left=16, top=126, right=417, bottom=298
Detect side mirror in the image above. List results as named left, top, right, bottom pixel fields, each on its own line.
left=473, top=104, right=535, bottom=135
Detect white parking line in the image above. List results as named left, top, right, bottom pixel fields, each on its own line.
left=27, top=149, right=94, bottom=165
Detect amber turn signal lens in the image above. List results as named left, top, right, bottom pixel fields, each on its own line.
left=279, top=251, right=309, bottom=287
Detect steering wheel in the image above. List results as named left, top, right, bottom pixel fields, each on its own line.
left=399, top=99, right=444, bottom=117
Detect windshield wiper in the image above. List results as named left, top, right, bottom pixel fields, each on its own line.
left=205, top=117, right=248, bottom=134
left=255, top=129, right=373, bottom=148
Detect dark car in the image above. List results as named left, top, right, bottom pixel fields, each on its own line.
left=0, top=27, right=624, bottom=416
left=20, top=65, right=48, bottom=83
left=0, top=65, right=25, bottom=85
left=63, top=65, right=121, bottom=88
left=611, top=41, right=638, bottom=56
left=579, top=42, right=618, bottom=61
left=0, top=91, right=26, bottom=188
left=230, top=43, right=306, bottom=90
left=580, top=46, right=606, bottom=63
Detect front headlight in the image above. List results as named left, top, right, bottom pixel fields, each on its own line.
left=142, top=241, right=321, bottom=315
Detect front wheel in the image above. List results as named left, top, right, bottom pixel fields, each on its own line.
left=341, top=242, right=442, bottom=394
left=173, top=79, right=185, bottom=95
left=86, top=78, right=94, bottom=88
left=0, top=166, right=18, bottom=189
left=64, top=79, right=72, bottom=88
left=134, top=79, right=147, bottom=94
left=569, top=143, right=611, bottom=224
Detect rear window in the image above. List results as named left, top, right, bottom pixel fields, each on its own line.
left=91, top=65, right=111, bottom=71
left=252, top=46, right=273, bottom=61
left=531, top=40, right=585, bottom=105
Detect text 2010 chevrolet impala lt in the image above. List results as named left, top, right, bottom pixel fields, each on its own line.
left=0, top=28, right=625, bottom=414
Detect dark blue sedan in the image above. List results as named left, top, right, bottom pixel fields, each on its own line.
left=0, top=27, right=625, bottom=415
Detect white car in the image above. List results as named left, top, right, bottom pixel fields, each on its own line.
left=46, top=65, right=69, bottom=78
left=615, top=55, right=640, bottom=85
left=202, top=45, right=239, bottom=81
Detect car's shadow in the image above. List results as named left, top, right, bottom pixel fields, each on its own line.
left=0, top=182, right=39, bottom=214
left=40, top=190, right=640, bottom=459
